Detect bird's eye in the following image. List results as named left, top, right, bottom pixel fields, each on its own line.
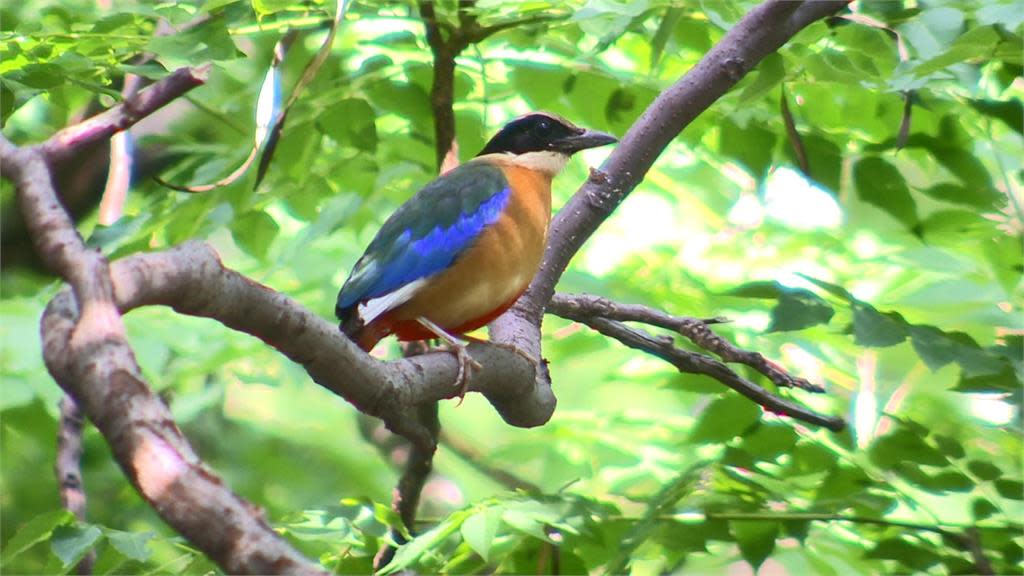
left=535, top=120, right=552, bottom=136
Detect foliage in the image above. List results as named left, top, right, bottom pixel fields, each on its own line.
left=2, top=0, right=1022, bottom=574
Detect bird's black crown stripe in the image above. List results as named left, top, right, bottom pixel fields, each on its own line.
left=477, top=113, right=582, bottom=156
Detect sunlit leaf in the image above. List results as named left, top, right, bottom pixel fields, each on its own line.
left=731, top=520, right=778, bottom=570
left=1, top=510, right=74, bottom=567
left=51, top=524, right=103, bottom=569
left=690, top=394, right=761, bottom=443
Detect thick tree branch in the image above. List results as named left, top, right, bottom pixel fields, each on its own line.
left=55, top=396, right=94, bottom=575
left=8, top=2, right=852, bottom=570
left=101, top=242, right=550, bottom=432
left=500, top=0, right=850, bottom=330
left=3, top=81, right=322, bottom=571
left=490, top=0, right=849, bottom=429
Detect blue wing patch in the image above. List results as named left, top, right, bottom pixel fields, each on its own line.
left=337, top=184, right=510, bottom=311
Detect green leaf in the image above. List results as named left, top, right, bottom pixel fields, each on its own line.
left=994, top=479, right=1023, bottom=500
left=739, top=53, right=784, bottom=103
left=909, top=324, right=960, bottom=371
left=921, top=179, right=999, bottom=211
left=816, top=465, right=871, bottom=501
left=731, top=520, right=778, bottom=570
left=460, top=507, right=503, bottom=562
left=195, top=17, right=239, bottom=60
left=231, top=210, right=279, bottom=260
left=853, top=156, right=918, bottom=229
left=870, top=429, right=947, bottom=469
left=105, top=530, right=153, bottom=562
left=768, top=289, right=834, bottom=332
left=931, top=435, right=965, bottom=460
left=50, top=524, right=103, bottom=569
left=739, top=423, right=798, bottom=461
left=649, top=7, right=684, bottom=71
left=690, top=394, right=761, bottom=443
left=720, top=118, right=776, bottom=178
left=379, top=509, right=472, bottom=575
left=900, top=6, right=964, bottom=60
left=972, top=498, right=998, bottom=521
left=852, top=303, right=908, bottom=347
left=910, top=325, right=1006, bottom=375
left=913, top=26, right=1002, bottom=77
left=798, top=274, right=855, bottom=300
left=367, top=79, right=432, bottom=123
left=795, top=133, right=843, bottom=194
left=955, top=364, right=1020, bottom=393
left=511, top=64, right=570, bottom=110
left=316, top=98, right=378, bottom=152
left=1, top=510, right=74, bottom=567
left=18, top=63, right=64, bottom=89
left=978, top=2, right=1024, bottom=28
left=919, top=182, right=1001, bottom=209
left=866, top=538, right=941, bottom=571
left=968, top=98, right=1023, bottom=136
left=725, top=281, right=783, bottom=299
left=926, top=471, right=975, bottom=493
left=251, top=0, right=292, bottom=15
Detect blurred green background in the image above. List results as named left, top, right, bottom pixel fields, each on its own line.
left=1, top=0, right=1021, bottom=573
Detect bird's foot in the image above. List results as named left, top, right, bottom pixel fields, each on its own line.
left=446, top=341, right=483, bottom=402
left=416, top=317, right=482, bottom=402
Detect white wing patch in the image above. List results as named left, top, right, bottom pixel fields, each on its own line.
left=357, top=278, right=428, bottom=325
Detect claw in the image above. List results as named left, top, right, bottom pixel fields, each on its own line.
left=448, top=341, right=483, bottom=403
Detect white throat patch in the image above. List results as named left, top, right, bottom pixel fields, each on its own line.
left=505, top=151, right=570, bottom=176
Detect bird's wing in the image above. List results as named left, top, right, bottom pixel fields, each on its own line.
left=336, top=159, right=510, bottom=322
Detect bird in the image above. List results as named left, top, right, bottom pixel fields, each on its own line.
left=336, top=112, right=616, bottom=387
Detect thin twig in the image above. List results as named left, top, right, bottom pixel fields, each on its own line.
left=40, top=66, right=210, bottom=163
left=375, top=401, right=439, bottom=572
left=55, top=396, right=94, bottom=575
left=780, top=85, right=810, bottom=176
left=548, top=293, right=826, bottom=394
left=546, top=299, right=844, bottom=431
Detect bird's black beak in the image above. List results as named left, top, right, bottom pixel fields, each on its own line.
left=552, top=128, right=618, bottom=154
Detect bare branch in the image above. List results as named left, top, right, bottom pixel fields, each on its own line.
left=548, top=293, right=827, bottom=394
left=4, top=121, right=322, bottom=572
left=547, top=296, right=845, bottom=431
left=55, top=396, right=94, bottom=575
left=419, top=1, right=459, bottom=169
left=104, top=242, right=551, bottom=431
left=40, top=66, right=210, bottom=163
left=374, top=401, right=439, bottom=571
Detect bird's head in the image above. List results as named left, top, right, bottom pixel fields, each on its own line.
left=476, top=112, right=617, bottom=175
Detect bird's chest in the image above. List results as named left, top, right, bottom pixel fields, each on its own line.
left=394, top=166, right=553, bottom=327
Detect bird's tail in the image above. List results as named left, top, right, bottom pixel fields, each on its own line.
left=339, top=310, right=387, bottom=353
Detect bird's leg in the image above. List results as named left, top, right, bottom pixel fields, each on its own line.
left=416, top=317, right=482, bottom=400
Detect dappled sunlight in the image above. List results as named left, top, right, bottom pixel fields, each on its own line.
left=3, top=0, right=1020, bottom=574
